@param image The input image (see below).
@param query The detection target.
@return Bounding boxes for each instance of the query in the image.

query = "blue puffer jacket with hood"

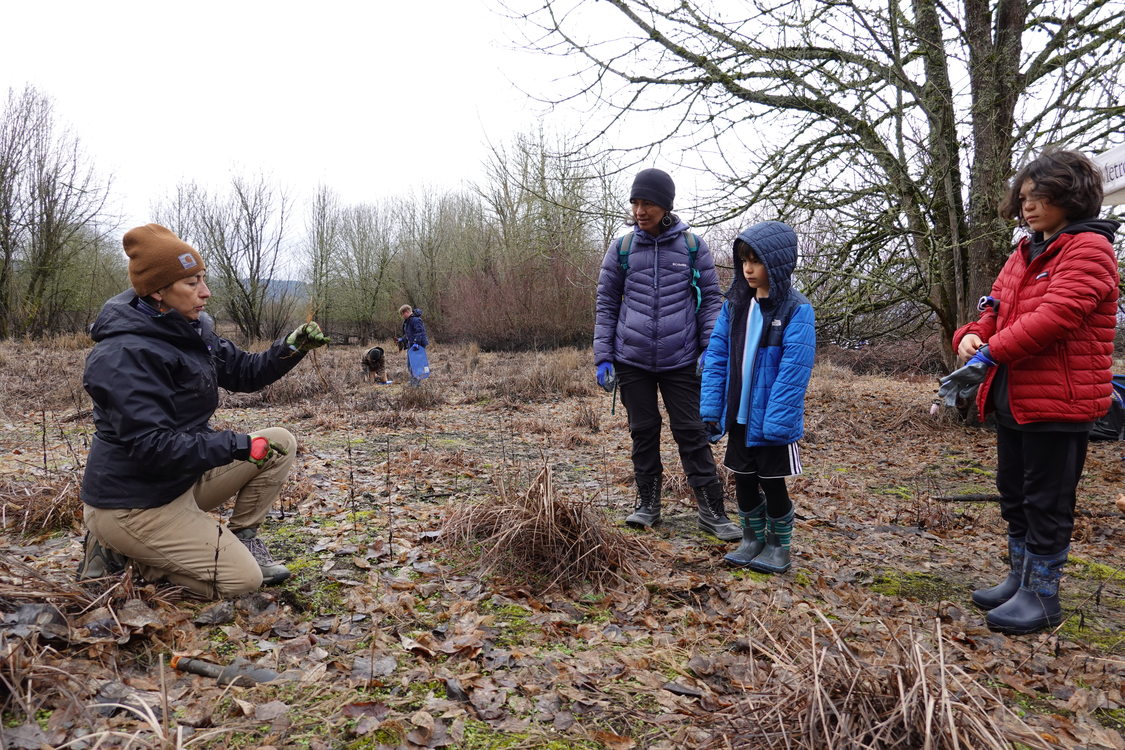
[594,215,721,371]
[700,221,816,446]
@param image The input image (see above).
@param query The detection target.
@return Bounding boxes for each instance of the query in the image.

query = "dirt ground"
[0,340,1122,749]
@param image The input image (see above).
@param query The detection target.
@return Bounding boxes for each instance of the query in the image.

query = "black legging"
[735,473,792,518]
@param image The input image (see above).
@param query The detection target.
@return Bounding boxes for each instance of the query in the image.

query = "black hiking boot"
[76,532,127,581]
[233,528,291,585]
[625,474,662,528]
[694,480,741,541]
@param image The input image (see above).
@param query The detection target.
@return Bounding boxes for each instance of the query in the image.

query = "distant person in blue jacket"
[700,221,816,573]
[397,304,429,385]
[594,168,739,541]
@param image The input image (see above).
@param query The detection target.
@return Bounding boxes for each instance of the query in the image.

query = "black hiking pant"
[995,425,1087,555]
[615,363,719,488]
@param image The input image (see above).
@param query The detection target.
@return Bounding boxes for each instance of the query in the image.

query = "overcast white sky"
[0,0,571,230]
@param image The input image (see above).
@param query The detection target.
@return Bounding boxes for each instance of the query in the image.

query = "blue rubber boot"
[986,547,1066,635]
[971,535,1026,610]
[723,502,766,567]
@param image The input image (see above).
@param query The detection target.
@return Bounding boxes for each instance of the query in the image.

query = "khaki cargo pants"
[84,426,297,599]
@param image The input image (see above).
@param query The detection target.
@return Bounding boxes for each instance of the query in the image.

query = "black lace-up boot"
[694,480,741,541]
[625,474,662,528]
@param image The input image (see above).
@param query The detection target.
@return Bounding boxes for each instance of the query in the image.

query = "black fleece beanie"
[630,168,675,211]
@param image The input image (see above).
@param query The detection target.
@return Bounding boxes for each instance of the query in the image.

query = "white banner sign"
[1092,143,1125,206]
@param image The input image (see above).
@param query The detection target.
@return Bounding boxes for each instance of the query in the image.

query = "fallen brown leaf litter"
[0,342,1122,749]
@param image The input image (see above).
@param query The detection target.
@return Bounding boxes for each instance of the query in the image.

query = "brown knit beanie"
[123,224,205,297]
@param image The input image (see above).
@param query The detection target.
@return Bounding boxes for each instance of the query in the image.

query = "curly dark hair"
[999,149,1103,223]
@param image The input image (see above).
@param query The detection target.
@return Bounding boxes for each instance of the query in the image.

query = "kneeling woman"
[78,224,329,599]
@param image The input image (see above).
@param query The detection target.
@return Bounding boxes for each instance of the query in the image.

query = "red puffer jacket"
[953,225,1119,425]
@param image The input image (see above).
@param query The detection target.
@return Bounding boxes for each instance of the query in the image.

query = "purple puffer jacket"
[594,216,721,372]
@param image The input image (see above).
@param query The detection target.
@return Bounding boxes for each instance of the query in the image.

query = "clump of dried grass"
[365,411,423,429]
[0,343,87,413]
[714,606,1053,749]
[489,348,592,402]
[396,384,446,410]
[0,478,82,537]
[573,401,601,432]
[443,464,649,591]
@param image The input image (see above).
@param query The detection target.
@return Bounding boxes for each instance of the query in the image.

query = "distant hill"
[263,279,307,301]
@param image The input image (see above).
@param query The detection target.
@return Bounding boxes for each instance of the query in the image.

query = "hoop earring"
[660,213,673,228]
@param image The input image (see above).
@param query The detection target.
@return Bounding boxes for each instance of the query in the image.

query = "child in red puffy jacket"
[951,150,1118,635]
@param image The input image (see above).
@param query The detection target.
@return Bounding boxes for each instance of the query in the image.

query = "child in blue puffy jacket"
[700,221,816,573]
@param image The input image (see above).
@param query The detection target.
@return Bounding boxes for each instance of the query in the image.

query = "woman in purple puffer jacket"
[593,168,738,541]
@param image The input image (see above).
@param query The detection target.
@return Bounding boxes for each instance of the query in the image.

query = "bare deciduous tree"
[160,175,295,342]
[460,129,619,347]
[0,86,111,337]
[508,0,1125,357]
[303,185,339,326]
[337,201,398,340]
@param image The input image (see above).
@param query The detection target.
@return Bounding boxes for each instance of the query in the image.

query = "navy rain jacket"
[81,290,305,509]
[402,308,429,348]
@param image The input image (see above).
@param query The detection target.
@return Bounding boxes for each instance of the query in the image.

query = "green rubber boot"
[748,508,794,574]
[723,502,766,567]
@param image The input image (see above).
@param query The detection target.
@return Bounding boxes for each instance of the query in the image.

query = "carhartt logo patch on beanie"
[630,168,675,211]
[123,224,205,297]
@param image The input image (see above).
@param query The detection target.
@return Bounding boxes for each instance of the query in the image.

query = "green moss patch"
[870,569,964,603]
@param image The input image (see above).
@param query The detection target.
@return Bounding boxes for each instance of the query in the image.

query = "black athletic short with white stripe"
[723,422,803,478]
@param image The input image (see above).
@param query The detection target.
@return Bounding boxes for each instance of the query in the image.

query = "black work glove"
[937,346,996,407]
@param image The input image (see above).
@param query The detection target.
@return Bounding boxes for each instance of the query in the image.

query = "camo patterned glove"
[286,321,330,352]
[247,435,288,469]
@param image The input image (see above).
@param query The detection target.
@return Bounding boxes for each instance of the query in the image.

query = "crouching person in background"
[76,223,329,599]
[362,345,390,384]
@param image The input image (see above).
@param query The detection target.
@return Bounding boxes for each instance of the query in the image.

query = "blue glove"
[937,345,996,407]
[703,421,723,444]
[967,347,996,367]
[977,295,1000,313]
[411,344,420,351]
[596,361,616,392]
[696,350,707,377]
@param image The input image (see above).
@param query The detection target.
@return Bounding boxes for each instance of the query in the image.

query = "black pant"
[995,425,1087,555]
[615,363,719,488]
[734,473,792,517]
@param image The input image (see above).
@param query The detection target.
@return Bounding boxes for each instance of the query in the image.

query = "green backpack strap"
[618,231,702,312]
[617,233,633,272]
[685,233,702,313]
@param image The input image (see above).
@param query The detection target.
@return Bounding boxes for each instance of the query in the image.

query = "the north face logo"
[178,253,198,270]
